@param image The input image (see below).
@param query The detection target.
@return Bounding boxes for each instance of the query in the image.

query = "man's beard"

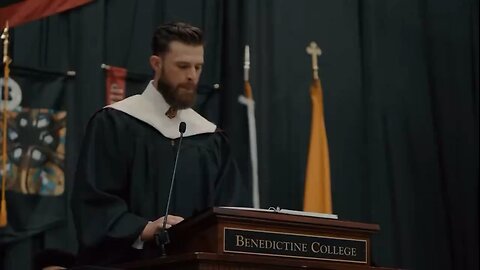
[157,76,197,110]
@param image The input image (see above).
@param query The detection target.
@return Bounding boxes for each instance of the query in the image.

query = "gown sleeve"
[71,109,148,264]
[213,131,253,208]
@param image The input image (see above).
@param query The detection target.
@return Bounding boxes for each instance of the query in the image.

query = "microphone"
[155,121,186,256]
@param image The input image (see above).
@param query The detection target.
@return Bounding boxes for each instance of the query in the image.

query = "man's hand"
[140,215,184,241]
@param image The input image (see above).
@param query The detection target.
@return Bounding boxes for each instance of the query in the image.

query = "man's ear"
[150,55,162,73]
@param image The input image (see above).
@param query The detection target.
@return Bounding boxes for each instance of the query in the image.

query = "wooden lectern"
[119,207,394,270]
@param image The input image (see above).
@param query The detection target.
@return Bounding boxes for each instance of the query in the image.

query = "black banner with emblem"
[0,66,72,244]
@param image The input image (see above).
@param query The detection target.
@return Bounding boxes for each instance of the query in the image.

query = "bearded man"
[71,22,250,266]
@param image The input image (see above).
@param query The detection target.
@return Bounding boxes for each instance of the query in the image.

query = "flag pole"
[1,21,11,227]
[238,45,260,208]
[303,41,332,213]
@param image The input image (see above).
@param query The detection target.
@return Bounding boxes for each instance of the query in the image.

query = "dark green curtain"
[358,1,478,268]
[0,0,477,269]
[223,1,478,269]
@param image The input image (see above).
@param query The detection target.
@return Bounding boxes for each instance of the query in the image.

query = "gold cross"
[306,41,322,79]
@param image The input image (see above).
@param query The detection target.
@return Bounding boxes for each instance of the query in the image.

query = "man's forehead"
[165,41,204,63]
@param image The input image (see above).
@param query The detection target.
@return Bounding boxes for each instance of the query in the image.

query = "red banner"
[0,0,93,27]
[105,66,127,105]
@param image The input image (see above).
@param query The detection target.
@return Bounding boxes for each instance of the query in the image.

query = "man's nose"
[186,67,198,81]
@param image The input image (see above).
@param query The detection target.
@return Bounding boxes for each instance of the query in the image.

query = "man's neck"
[153,79,178,118]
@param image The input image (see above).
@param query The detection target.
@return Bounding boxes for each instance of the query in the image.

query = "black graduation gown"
[71,108,250,265]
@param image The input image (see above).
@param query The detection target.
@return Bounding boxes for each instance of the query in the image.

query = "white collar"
[106,81,217,139]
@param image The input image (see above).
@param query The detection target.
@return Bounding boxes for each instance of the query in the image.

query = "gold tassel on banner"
[1,21,11,227]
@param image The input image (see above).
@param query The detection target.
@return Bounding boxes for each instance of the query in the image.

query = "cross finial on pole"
[1,21,11,65]
[306,41,322,80]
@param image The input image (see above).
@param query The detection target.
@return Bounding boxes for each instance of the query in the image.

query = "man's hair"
[151,22,203,56]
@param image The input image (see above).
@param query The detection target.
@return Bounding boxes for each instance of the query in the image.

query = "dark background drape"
[0,0,477,269]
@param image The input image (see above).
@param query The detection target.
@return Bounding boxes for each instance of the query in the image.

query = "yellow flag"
[303,78,332,213]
